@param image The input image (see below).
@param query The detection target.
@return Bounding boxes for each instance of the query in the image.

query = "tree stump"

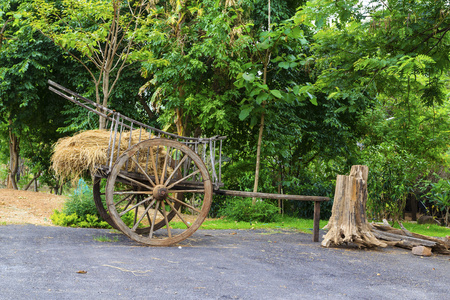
[322,165,387,248]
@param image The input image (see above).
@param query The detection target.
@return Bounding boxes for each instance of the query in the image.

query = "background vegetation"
[1,0,449,226]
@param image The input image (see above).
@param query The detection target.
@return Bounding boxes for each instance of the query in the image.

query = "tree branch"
[425,27,450,55]
[0,18,12,48]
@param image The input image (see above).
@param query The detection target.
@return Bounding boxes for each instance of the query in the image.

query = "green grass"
[200,216,329,234]
[171,216,328,234]
[392,222,450,238]
[93,235,119,242]
[171,216,450,238]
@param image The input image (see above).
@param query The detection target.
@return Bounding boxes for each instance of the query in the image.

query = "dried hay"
[51,130,171,181]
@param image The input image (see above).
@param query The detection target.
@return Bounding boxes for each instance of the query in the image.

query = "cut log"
[371,223,450,255]
[322,165,387,248]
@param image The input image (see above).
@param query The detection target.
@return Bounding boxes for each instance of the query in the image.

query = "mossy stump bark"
[322,165,387,248]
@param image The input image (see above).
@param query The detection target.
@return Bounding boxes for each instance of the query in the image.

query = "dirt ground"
[0,189,65,226]
[0,189,204,226]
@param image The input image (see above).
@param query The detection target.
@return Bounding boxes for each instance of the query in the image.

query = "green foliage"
[2,0,449,225]
[51,210,109,228]
[360,142,428,222]
[294,0,450,223]
[31,0,151,130]
[282,172,334,219]
[219,197,279,223]
[426,177,450,226]
[51,179,139,228]
[51,182,109,228]
[0,167,8,186]
[0,0,72,188]
[62,187,98,218]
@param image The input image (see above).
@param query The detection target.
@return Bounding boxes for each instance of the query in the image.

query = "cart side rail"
[49,80,226,187]
[48,80,226,142]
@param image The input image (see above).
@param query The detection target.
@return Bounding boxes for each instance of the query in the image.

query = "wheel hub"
[153,185,168,200]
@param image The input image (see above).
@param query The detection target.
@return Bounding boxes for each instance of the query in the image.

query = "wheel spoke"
[166,169,201,190]
[133,206,138,226]
[149,200,160,239]
[131,198,156,231]
[119,196,152,217]
[130,156,156,187]
[160,202,172,238]
[144,203,153,228]
[163,154,188,186]
[160,146,171,184]
[117,194,136,212]
[112,193,133,208]
[117,173,154,191]
[168,195,201,213]
[149,146,160,185]
[113,190,152,195]
[168,189,205,193]
[166,199,190,228]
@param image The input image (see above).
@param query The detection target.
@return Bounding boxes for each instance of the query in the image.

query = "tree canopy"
[1,0,449,221]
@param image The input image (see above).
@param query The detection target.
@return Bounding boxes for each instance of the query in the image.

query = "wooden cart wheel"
[105,138,213,246]
[93,176,119,230]
[93,175,182,232]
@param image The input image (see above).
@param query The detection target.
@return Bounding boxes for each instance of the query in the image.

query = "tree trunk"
[100,72,110,130]
[138,95,154,120]
[23,171,41,191]
[252,0,271,204]
[322,165,387,248]
[7,122,19,190]
[34,177,38,192]
[252,109,265,204]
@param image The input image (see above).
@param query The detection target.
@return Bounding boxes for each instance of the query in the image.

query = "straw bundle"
[51,129,171,181]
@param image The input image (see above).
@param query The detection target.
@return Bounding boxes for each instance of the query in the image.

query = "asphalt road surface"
[0,225,448,299]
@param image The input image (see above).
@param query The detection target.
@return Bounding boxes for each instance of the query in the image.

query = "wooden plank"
[214,189,329,243]
[214,189,330,202]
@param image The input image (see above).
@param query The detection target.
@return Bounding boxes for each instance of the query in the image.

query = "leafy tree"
[233,11,315,200]
[297,0,450,135]
[137,0,245,136]
[295,0,450,219]
[138,1,320,200]
[0,0,68,190]
[32,0,151,129]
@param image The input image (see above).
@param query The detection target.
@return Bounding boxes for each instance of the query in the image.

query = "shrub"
[51,210,110,228]
[51,179,110,228]
[51,210,79,227]
[360,142,427,222]
[427,177,450,226]
[282,174,334,220]
[62,192,98,218]
[62,179,98,217]
[219,197,279,223]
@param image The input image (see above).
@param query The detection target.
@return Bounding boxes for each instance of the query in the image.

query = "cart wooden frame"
[49,80,329,246]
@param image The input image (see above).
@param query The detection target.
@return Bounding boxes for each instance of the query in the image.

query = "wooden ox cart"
[49,80,329,246]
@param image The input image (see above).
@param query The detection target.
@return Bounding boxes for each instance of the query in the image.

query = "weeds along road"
[0,225,448,300]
